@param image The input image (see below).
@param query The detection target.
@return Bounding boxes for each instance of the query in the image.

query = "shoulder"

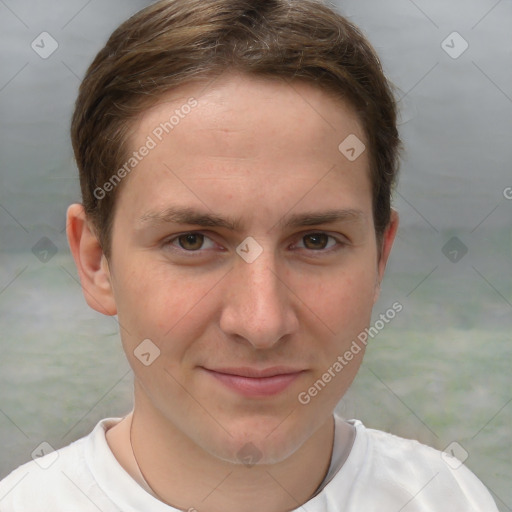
[328,416,499,511]
[357,421,498,510]
[0,419,122,512]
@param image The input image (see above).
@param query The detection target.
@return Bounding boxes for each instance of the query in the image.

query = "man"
[0,0,498,510]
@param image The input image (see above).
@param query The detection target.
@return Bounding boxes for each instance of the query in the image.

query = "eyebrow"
[137,206,366,232]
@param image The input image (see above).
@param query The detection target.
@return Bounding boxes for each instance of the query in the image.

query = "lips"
[201,366,305,397]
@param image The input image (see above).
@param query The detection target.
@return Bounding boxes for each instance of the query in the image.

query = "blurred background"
[0,0,510,509]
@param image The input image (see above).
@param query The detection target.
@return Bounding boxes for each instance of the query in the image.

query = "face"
[101,71,396,464]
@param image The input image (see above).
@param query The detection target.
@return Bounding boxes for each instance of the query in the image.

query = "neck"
[107,393,348,512]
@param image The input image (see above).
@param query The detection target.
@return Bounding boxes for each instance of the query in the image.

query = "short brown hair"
[71,0,401,258]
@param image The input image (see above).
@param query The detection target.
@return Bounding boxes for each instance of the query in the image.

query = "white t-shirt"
[0,414,498,511]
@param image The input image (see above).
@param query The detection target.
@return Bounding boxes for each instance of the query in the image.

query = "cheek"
[112,261,218,349]
[292,260,377,335]
[293,264,376,407]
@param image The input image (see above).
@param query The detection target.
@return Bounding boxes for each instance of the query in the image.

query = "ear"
[66,203,117,316]
[373,208,399,304]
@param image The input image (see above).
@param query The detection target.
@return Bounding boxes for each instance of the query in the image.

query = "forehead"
[116,71,372,226]
[133,72,366,160]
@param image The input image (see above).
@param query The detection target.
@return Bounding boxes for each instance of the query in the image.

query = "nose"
[219,246,299,350]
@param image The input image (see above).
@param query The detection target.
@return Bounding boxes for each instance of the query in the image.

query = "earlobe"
[66,204,117,316]
[373,209,399,304]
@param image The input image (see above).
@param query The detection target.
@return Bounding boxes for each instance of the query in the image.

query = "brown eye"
[177,233,205,251]
[163,232,217,255]
[303,233,330,250]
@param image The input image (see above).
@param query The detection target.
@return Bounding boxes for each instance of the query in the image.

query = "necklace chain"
[129,415,163,500]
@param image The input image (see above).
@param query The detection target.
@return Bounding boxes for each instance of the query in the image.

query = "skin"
[67,70,398,512]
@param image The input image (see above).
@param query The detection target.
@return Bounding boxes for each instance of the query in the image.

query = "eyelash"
[162,231,347,257]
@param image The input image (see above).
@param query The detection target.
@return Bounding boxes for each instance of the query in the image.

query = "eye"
[295,232,342,252]
[164,232,216,252]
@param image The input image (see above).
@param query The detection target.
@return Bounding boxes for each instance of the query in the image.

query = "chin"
[200,411,319,466]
